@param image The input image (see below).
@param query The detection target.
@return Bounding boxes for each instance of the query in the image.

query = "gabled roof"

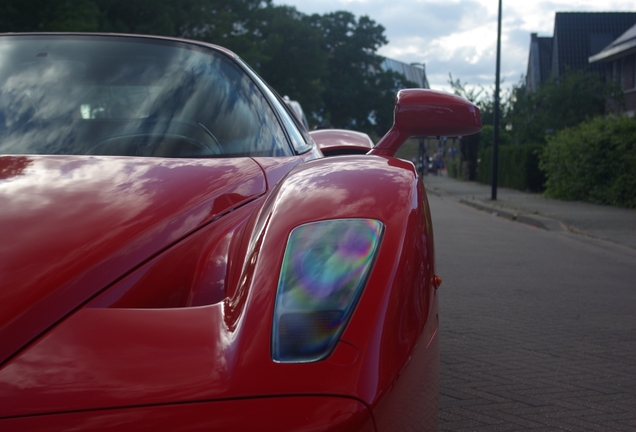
[589,23,636,63]
[526,33,553,91]
[538,37,554,81]
[551,12,636,77]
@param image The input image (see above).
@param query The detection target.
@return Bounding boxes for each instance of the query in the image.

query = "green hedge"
[477,144,545,192]
[540,116,636,208]
[447,160,461,179]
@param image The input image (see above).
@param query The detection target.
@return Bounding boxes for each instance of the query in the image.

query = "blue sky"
[274,0,636,93]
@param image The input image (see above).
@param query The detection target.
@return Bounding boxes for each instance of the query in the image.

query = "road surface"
[429,193,636,431]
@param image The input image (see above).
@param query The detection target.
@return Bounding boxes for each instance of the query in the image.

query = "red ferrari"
[0,34,480,431]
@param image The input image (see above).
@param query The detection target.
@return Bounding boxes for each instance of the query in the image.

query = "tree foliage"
[449,69,623,186]
[0,0,99,32]
[449,69,621,147]
[244,6,327,119]
[448,73,505,127]
[507,69,622,145]
[1,0,415,133]
[450,67,633,208]
[448,73,506,180]
[310,11,416,132]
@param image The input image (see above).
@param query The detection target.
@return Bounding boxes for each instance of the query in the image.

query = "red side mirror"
[369,89,481,157]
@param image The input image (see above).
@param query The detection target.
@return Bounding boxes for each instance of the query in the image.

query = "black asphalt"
[425,176,636,431]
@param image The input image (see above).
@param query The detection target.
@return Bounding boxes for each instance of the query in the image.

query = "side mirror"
[368,89,481,157]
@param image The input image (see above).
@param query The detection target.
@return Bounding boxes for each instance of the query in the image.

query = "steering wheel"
[87,119,222,157]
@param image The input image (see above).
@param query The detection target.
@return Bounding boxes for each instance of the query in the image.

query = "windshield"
[0,35,292,158]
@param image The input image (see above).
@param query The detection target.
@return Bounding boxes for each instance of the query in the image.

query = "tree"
[0,0,99,32]
[312,11,415,134]
[92,0,269,41]
[247,6,327,122]
[448,73,497,123]
[448,74,503,180]
[507,69,623,145]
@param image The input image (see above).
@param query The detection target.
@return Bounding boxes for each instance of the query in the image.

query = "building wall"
[526,34,554,92]
[620,54,636,115]
[604,54,636,116]
[381,58,429,89]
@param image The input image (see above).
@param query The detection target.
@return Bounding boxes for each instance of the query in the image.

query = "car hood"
[0,155,266,364]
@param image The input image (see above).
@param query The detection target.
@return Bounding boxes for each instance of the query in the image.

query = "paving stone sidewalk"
[424,176,636,431]
[423,175,636,250]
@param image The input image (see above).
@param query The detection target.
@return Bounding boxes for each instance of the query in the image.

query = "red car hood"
[0,155,265,364]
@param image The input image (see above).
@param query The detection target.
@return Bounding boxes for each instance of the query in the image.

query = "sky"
[273,0,636,94]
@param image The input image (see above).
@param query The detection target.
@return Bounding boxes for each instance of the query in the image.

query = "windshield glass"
[0,35,292,158]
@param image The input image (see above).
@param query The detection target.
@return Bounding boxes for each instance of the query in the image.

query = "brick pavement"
[423,175,636,251]
[425,181,636,431]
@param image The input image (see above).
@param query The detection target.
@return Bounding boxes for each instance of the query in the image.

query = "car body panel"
[0,396,375,432]
[0,157,437,426]
[251,156,303,188]
[309,129,374,156]
[0,155,265,366]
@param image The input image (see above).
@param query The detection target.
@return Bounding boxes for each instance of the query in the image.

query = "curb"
[425,188,443,197]
[458,199,564,232]
[423,181,567,233]
[424,179,636,250]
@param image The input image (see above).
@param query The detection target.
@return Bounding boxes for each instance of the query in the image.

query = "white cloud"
[275,0,636,90]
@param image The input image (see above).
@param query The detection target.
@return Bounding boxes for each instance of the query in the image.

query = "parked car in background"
[0,33,480,431]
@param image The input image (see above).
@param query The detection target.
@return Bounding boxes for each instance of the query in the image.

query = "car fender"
[237,154,439,414]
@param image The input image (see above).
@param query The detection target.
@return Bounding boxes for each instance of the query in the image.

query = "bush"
[477,144,545,192]
[447,160,461,179]
[540,116,636,208]
[479,124,511,149]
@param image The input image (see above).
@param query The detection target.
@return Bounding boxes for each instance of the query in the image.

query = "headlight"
[272,219,383,363]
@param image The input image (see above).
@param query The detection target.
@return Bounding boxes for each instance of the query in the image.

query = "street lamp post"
[492,0,502,200]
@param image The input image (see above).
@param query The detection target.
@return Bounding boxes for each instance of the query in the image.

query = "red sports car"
[0,33,480,431]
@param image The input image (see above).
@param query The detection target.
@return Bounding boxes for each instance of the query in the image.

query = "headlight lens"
[272,219,383,363]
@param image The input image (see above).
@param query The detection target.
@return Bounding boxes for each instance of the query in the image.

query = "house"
[381,58,429,88]
[526,33,553,92]
[589,23,636,116]
[526,12,636,91]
